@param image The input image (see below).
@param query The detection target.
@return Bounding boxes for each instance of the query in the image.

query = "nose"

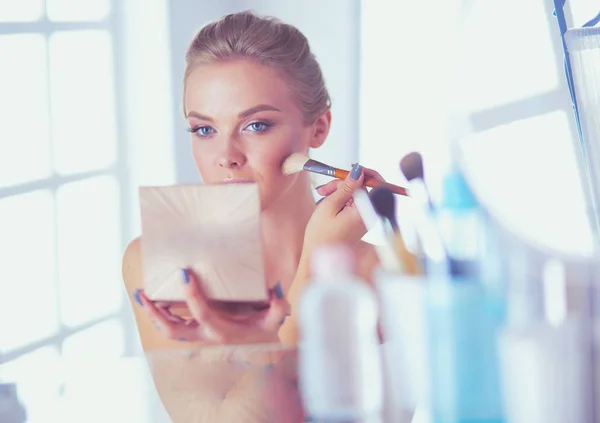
[218,138,246,169]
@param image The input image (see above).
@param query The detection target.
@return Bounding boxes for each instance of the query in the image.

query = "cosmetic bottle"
[425,166,505,423]
[298,244,383,423]
[497,257,593,423]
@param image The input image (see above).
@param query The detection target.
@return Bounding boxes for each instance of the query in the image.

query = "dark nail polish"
[315,184,325,190]
[181,268,190,284]
[350,163,362,180]
[273,282,284,299]
[133,289,143,306]
[316,197,324,206]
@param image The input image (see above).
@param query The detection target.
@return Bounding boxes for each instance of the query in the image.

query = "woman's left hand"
[136,269,291,345]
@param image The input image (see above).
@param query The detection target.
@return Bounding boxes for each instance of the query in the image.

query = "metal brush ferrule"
[303,159,336,177]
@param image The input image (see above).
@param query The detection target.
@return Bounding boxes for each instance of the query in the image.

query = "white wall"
[165,0,361,186]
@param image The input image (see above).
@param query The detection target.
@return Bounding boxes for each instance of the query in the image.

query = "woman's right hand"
[302,163,385,257]
[133,268,290,345]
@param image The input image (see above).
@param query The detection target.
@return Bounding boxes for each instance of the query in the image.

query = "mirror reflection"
[2,1,599,423]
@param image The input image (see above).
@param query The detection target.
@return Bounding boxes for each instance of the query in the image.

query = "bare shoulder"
[122,236,143,291]
[122,236,169,351]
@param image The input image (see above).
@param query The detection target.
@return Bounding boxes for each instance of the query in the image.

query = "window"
[0,1,136,420]
[360,0,594,256]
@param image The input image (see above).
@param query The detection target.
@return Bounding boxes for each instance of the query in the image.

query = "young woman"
[122,10,382,350]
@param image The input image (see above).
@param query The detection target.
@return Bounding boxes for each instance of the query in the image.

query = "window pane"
[56,176,122,327]
[0,191,59,353]
[0,0,44,22]
[459,111,594,255]
[46,0,111,22]
[49,31,117,175]
[62,319,124,359]
[459,0,560,111]
[0,34,52,188]
[0,347,62,423]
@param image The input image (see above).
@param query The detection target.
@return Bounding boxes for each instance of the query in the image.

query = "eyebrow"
[186,104,282,121]
[238,104,281,118]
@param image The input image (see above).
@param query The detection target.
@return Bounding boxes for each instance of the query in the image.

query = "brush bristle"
[400,152,424,182]
[281,152,310,175]
[369,186,398,232]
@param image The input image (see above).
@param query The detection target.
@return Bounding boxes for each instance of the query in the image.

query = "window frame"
[0,0,138,364]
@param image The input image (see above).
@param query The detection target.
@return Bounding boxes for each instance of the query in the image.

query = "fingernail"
[350,163,362,180]
[315,184,325,190]
[316,197,324,206]
[273,282,284,299]
[133,289,143,306]
[279,318,286,325]
[178,337,187,342]
[181,268,190,284]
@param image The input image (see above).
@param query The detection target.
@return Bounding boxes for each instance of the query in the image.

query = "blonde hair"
[183,10,331,124]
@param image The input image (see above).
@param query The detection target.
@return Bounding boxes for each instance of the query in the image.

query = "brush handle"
[333,169,408,196]
[392,233,422,275]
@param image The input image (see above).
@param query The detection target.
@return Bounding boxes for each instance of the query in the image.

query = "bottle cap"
[311,244,355,281]
[441,166,478,210]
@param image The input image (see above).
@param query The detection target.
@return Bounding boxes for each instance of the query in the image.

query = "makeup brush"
[399,151,433,210]
[282,153,408,196]
[369,186,422,275]
[353,189,402,272]
[399,152,450,268]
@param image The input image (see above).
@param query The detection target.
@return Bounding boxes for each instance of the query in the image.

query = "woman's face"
[184,60,329,209]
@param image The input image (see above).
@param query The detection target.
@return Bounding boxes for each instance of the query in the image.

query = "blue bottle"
[425,166,505,423]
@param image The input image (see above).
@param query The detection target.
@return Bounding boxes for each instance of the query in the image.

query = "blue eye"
[246,121,272,132]
[187,125,215,137]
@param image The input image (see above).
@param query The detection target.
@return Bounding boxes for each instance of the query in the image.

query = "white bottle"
[298,244,383,423]
[497,258,593,423]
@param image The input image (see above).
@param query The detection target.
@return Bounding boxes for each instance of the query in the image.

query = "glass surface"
[0,345,305,423]
[56,175,122,327]
[0,34,52,188]
[0,190,58,353]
